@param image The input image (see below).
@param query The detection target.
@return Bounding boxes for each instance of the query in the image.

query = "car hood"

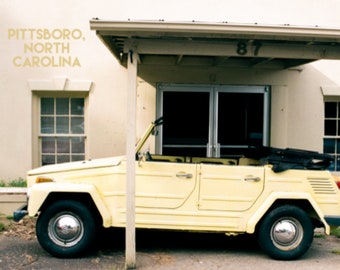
[28,156,124,176]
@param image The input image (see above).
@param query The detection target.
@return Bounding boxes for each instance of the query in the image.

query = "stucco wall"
[1,0,340,179]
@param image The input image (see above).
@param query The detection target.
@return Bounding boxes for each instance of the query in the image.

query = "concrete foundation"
[0,188,27,216]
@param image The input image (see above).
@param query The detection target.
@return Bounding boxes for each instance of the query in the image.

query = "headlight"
[35,176,54,183]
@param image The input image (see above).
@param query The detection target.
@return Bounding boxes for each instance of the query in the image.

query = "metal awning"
[90,19,340,70]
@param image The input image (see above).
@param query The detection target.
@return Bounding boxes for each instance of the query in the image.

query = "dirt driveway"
[0,218,339,270]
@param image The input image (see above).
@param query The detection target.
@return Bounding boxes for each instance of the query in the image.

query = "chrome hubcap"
[48,213,84,247]
[271,218,303,250]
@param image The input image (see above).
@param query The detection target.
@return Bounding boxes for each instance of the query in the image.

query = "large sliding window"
[40,97,85,165]
[157,84,270,157]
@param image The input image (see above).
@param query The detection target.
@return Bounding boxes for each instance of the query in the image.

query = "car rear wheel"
[36,200,97,258]
[257,205,314,260]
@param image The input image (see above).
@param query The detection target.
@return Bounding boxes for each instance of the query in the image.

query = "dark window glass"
[72,155,85,162]
[71,98,84,115]
[325,120,336,136]
[57,137,70,154]
[41,117,54,134]
[42,155,55,165]
[163,91,210,147]
[71,117,84,134]
[57,155,70,164]
[325,102,337,118]
[41,98,54,115]
[218,93,263,146]
[56,98,69,115]
[71,137,85,153]
[56,116,69,133]
[42,137,55,153]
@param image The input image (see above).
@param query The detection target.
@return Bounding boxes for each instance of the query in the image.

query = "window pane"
[71,117,84,134]
[42,137,55,153]
[56,117,69,133]
[163,91,210,145]
[218,93,263,146]
[41,98,54,115]
[336,139,340,154]
[56,98,69,115]
[325,102,337,118]
[325,120,336,135]
[41,116,54,134]
[71,98,84,115]
[42,155,55,165]
[72,137,85,153]
[72,155,85,162]
[57,137,70,153]
[324,138,335,153]
[57,155,70,164]
[336,156,340,171]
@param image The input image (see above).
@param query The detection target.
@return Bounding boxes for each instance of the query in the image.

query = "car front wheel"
[36,200,97,258]
[258,205,314,260]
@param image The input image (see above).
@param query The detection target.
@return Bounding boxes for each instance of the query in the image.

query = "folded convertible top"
[248,147,333,173]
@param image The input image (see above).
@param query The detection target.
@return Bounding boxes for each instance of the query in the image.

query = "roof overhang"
[90,19,340,70]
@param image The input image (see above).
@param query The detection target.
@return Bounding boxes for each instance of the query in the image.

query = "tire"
[257,205,314,260]
[36,200,97,258]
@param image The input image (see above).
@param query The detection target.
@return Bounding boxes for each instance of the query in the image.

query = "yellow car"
[14,118,340,260]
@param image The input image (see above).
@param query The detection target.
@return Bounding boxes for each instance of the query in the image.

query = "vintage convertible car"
[14,117,340,260]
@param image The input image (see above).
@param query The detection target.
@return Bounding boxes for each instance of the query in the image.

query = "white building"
[1,0,340,180]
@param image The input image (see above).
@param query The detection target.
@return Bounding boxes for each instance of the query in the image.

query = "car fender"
[28,182,112,227]
[246,191,330,234]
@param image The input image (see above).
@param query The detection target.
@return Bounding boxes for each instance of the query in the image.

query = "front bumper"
[13,204,28,222]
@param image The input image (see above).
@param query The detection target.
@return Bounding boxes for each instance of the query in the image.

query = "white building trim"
[28,77,92,92]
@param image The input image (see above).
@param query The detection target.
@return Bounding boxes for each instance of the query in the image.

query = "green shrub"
[331,227,340,238]
[0,178,26,187]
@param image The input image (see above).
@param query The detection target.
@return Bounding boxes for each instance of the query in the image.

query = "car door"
[135,160,197,209]
[198,163,264,211]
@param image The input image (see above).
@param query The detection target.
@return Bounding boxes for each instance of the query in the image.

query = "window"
[157,84,270,157]
[324,101,340,171]
[40,97,85,165]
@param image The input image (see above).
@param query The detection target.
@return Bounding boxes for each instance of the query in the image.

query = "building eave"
[90,19,340,70]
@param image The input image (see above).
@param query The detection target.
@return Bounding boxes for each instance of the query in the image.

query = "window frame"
[39,97,86,165]
[324,100,340,171]
[156,83,270,157]
[32,91,88,167]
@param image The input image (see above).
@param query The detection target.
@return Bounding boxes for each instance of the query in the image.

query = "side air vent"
[308,178,337,194]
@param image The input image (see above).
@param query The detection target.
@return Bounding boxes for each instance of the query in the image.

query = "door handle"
[244,176,261,182]
[176,173,193,179]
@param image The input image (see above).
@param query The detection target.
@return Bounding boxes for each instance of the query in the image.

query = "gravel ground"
[0,217,339,270]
